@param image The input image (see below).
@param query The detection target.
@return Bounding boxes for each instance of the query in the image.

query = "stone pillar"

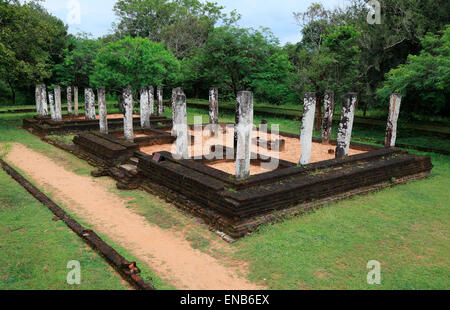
[98,87,108,134]
[171,87,183,120]
[209,88,219,134]
[48,91,56,121]
[35,85,41,114]
[84,88,96,120]
[67,86,72,115]
[172,90,189,159]
[234,93,240,150]
[157,86,163,116]
[385,93,402,148]
[123,86,134,141]
[74,86,79,116]
[148,86,155,117]
[235,91,254,180]
[140,87,150,128]
[336,93,358,160]
[322,90,335,144]
[54,85,62,121]
[300,92,317,165]
[40,84,48,117]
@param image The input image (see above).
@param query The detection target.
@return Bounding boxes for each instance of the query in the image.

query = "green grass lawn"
[0,114,171,290]
[234,152,450,290]
[0,167,131,290]
[181,107,450,290]
[1,107,449,290]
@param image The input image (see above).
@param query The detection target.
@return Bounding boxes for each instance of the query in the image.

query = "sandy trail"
[5,143,261,290]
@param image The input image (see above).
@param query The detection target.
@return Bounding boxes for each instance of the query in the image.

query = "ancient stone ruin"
[26,83,432,239]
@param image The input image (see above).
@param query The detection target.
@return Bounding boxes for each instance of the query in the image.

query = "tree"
[113,0,239,59]
[0,0,68,104]
[54,33,101,88]
[293,3,335,130]
[341,0,450,114]
[90,36,180,93]
[378,26,450,117]
[183,26,293,104]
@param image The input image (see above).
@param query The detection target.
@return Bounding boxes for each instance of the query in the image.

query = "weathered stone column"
[336,93,358,160]
[74,86,79,116]
[54,85,62,121]
[84,88,96,120]
[40,84,48,117]
[235,91,254,180]
[98,87,108,134]
[123,86,134,141]
[35,85,41,114]
[157,86,163,116]
[209,88,219,134]
[140,87,150,129]
[148,86,155,117]
[322,90,335,144]
[385,93,402,148]
[67,86,73,115]
[172,90,189,159]
[48,91,56,121]
[171,87,183,120]
[300,92,317,165]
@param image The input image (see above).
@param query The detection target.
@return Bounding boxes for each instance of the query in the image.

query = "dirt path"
[5,143,261,290]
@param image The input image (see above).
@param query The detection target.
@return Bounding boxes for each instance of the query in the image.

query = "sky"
[41,0,350,45]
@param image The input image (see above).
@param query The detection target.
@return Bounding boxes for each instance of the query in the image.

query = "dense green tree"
[183,26,293,104]
[54,33,102,88]
[90,36,180,93]
[378,26,450,116]
[341,0,450,114]
[113,0,239,59]
[0,0,68,104]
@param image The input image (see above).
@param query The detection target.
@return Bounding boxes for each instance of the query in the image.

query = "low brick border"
[0,159,155,290]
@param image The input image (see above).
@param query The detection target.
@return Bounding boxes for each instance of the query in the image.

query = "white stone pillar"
[385,93,402,148]
[98,87,108,134]
[148,86,155,117]
[209,88,219,134]
[300,92,317,165]
[336,93,358,160]
[40,84,48,117]
[48,91,56,121]
[35,85,41,114]
[235,91,254,180]
[84,88,96,120]
[172,90,189,159]
[123,86,134,141]
[171,87,183,121]
[67,86,72,115]
[322,90,335,144]
[74,86,79,116]
[54,85,62,121]
[140,87,150,129]
[157,86,163,116]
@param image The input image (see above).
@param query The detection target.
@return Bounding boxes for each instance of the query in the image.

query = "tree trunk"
[7,81,16,105]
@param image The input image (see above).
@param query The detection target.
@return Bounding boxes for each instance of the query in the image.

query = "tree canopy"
[90,36,180,92]
[0,0,67,104]
[378,26,450,116]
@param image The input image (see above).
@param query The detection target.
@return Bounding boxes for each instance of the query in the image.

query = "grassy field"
[184,107,450,290]
[0,106,449,290]
[0,115,172,290]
